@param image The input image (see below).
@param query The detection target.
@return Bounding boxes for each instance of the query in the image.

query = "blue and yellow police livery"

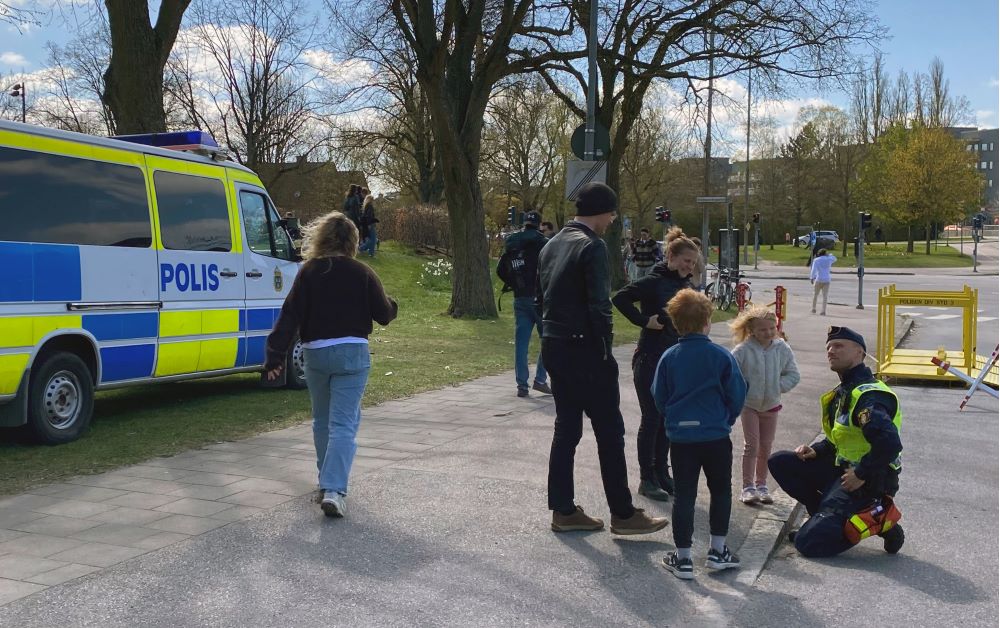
[0,121,302,444]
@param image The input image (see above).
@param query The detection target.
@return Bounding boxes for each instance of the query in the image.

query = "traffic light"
[860,212,872,230]
[507,206,516,226]
[654,206,665,222]
[664,209,671,223]
[752,212,760,224]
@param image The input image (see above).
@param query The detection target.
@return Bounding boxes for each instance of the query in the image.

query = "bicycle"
[710,267,752,311]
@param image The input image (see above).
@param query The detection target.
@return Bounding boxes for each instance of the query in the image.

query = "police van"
[0,121,305,444]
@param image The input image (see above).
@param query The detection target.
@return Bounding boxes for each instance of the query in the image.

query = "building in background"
[255,158,367,224]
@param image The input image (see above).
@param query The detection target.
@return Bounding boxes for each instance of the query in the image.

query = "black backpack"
[496,241,537,311]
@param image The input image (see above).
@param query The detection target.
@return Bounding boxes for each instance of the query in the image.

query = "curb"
[735,311,916,585]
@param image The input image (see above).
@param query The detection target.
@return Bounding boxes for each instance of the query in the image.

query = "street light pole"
[743,69,751,264]
[584,0,598,161]
[856,212,865,310]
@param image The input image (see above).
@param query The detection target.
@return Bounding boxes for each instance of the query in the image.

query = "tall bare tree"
[537,0,881,285]
[388,0,575,317]
[179,0,320,173]
[103,0,191,133]
[481,77,573,217]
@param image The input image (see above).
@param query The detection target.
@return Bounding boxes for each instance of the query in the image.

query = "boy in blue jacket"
[653,288,747,580]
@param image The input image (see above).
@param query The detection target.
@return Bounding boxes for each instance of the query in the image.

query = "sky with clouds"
[1,0,997,150]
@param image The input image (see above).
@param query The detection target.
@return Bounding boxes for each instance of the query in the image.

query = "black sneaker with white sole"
[706,546,740,570]
[661,552,694,580]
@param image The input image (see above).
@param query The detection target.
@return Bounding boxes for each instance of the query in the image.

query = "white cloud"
[302,49,372,85]
[0,51,29,67]
[988,78,999,88]
[976,109,997,128]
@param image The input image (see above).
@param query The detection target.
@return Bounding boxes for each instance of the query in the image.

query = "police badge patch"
[856,408,872,426]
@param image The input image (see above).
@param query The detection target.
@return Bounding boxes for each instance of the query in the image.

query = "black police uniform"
[769,362,903,557]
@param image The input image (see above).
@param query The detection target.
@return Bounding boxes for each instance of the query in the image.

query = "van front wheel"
[286,340,308,389]
[27,352,95,444]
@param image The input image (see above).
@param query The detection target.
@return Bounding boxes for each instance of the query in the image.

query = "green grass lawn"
[757,242,973,268]
[0,242,731,495]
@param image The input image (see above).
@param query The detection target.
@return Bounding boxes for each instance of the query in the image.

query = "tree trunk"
[906,224,914,253]
[103,0,190,134]
[925,221,932,255]
[424,86,496,318]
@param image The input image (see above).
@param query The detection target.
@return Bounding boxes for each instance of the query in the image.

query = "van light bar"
[113,130,221,153]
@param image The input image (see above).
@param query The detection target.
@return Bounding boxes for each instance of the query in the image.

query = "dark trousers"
[632,351,670,481]
[543,338,635,519]
[769,450,889,557]
[670,437,733,549]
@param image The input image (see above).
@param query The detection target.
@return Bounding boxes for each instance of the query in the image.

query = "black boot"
[881,524,904,554]
[656,468,675,496]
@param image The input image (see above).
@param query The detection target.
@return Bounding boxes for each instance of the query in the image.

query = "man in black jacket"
[536,181,669,536]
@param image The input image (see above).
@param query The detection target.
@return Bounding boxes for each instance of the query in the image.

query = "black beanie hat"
[826,326,866,352]
[575,182,618,216]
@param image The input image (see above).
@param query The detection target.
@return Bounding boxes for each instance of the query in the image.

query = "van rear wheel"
[27,352,95,444]
[286,340,308,389]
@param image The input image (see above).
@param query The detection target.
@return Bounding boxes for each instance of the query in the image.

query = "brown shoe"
[551,506,605,532]
[610,508,669,535]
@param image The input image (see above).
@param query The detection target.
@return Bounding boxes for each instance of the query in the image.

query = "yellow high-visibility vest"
[820,381,902,471]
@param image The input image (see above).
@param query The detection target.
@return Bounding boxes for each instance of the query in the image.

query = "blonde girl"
[729,307,800,504]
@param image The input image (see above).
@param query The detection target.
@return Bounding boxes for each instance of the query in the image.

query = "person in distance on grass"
[768,327,904,557]
[536,181,669,536]
[265,211,398,519]
[497,210,550,398]
[653,289,746,580]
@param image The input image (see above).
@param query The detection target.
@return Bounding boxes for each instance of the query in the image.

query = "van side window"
[154,171,232,252]
[0,145,151,247]
[240,190,293,260]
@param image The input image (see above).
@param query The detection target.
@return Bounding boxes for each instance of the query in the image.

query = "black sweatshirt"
[265,256,397,370]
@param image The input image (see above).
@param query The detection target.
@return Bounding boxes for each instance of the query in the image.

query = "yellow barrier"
[876,284,998,388]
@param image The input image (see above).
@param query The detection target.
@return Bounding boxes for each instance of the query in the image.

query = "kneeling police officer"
[769,326,904,557]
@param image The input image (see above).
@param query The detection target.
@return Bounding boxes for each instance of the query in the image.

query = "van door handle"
[220,270,238,278]
[245,270,263,278]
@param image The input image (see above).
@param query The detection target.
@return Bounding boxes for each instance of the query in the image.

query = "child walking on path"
[729,307,800,506]
[653,289,747,580]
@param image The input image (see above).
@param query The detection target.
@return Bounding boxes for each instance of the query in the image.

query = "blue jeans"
[361,226,377,257]
[513,297,546,390]
[304,343,371,495]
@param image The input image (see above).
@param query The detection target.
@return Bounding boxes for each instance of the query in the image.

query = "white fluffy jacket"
[731,338,800,412]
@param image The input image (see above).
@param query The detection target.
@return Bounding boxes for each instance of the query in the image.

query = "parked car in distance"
[796,230,839,246]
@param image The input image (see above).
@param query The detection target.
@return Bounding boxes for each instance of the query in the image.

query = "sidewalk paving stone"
[145,515,229,536]
[102,493,180,511]
[209,505,265,522]
[85,507,171,527]
[217,491,293,510]
[46,543,148,568]
[68,523,164,547]
[114,479,188,495]
[173,472,245,487]
[165,484,243,501]
[0,555,71,580]
[23,564,100,587]
[0,534,86,558]
[31,499,117,520]
[153,498,235,517]
[45,486,127,503]
[0,579,47,605]
[9,516,102,538]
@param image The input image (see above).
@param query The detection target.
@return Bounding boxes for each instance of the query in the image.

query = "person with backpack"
[498,211,551,398]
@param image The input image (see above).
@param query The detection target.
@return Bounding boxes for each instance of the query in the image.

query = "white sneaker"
[321,492,346,518]
[756,486,773,504]
[740,487,759,504]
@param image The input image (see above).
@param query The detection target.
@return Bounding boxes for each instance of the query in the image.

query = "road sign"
[564,160,607,201]
[571,123,610,160]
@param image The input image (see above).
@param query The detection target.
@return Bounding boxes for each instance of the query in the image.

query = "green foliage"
[758,242,972,267]
[854,124,982,251]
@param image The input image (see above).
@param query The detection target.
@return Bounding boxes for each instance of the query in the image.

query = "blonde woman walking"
[266,211,397,518]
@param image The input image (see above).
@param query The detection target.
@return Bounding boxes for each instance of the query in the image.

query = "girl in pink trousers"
[729,308,800,504]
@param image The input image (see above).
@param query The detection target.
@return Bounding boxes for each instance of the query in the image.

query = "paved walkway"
[0,275,920,624]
